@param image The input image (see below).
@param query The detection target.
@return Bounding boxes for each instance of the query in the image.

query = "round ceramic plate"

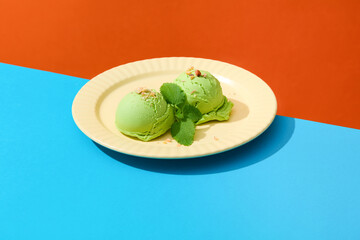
[72,57,277,159]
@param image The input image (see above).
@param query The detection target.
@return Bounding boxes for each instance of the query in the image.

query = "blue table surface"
[0,63,359,240]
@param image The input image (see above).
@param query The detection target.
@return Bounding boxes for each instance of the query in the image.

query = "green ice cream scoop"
[115,88,174,141]
[174,69,233,124]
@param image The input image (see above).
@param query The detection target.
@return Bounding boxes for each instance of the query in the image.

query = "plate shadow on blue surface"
[94,115,295,175]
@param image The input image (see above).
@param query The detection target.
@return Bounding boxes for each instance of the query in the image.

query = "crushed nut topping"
[135,87,157,99]
[186,66,195,75]
[135,87,145,94]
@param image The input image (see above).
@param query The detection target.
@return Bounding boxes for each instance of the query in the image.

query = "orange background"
[1,0,359,129]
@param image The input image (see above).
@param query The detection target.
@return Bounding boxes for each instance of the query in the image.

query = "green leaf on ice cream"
[160,82,203,146]
[160,83,186,106]
[182,104,202,123]
[171,118,196,146]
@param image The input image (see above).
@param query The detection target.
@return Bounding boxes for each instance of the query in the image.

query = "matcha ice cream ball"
[174,68,233,124]
[115,88,174,141]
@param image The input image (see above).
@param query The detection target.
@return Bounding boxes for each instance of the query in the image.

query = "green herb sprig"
[160,83,202,146]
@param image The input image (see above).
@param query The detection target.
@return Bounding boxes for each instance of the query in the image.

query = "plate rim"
[72,57,277,159]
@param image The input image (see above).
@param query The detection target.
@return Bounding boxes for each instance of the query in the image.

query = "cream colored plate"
[72,57,277,159]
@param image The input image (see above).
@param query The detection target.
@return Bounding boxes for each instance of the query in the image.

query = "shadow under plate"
[94,115,295,175]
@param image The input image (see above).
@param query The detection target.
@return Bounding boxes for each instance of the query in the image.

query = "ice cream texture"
[174,69,233,124]
[115,88,174,141]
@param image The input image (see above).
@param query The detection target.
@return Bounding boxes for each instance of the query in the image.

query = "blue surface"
[1,63,360,239]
